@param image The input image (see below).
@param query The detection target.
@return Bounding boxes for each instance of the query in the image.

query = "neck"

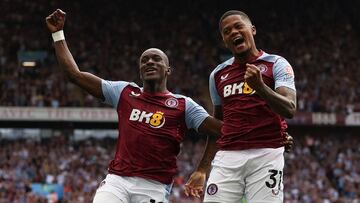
[143,80,168,94]
[234,47,260,64]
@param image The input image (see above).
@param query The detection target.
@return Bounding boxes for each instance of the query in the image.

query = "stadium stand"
[1,0,359,112]
[1,129,360,202]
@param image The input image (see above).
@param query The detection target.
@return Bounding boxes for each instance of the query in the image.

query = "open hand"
[184,171,206,198]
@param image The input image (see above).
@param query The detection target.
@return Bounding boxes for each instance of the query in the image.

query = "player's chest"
[119,92,185,129]
[215,63,274,98]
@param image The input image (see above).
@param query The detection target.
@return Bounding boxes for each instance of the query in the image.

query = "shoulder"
[126,82,141,90]
[170,93,198,106]
[258,51,289,65]
[116,81,141,92]
[170,93,189,101]
[210,57,235,77]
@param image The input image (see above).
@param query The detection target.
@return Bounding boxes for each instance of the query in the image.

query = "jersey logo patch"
[129,91,141,97]
[207,183,218,195]
[165,98,178,108]
[257,64,268,73]
[285,66,294,76]
[220,73,229,81]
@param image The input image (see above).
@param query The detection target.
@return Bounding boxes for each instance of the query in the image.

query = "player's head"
[139,48,171,83]
[219,10,257,57]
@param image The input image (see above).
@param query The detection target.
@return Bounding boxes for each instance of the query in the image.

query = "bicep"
[198,116,223,137]
[74,71,104,100]
[213,105,223,120]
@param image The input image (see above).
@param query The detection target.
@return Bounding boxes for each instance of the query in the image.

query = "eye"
[223,28,230,35]
[141,56,149,63]
[154,56,162,62]
[235,24,241,29]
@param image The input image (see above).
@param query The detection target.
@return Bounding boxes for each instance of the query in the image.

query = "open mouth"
[145,67,157,73]
[233,37,245,46]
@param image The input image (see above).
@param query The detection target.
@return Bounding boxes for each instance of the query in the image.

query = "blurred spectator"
[0,0,359,113]
[1,131,360,202]
[1,0,360,201]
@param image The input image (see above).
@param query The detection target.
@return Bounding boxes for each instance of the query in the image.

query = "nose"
[229,28,238,37]
[145,59,155,67]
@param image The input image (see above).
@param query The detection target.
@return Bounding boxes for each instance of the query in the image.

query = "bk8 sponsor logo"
[223,81,255,97]
[129,109,165,128]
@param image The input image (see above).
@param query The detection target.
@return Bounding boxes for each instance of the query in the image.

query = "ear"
[222,35,228,48]
[167,67,172,76]
[252,25,256,36]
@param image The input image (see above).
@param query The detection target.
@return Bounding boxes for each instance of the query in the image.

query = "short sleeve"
[273,58,296,91]
[185,97,209,132]
[101,80,129,108]
[209,71,222,105]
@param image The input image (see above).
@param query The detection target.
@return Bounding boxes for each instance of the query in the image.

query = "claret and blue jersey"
[101,80,209,184]
[209,50,296,150]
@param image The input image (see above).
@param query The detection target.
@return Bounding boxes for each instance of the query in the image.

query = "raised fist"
[45,9,66,33]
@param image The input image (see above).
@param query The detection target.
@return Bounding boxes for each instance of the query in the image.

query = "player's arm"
[197,105,222,173]
[245,63,296,118]
[45,9,104,100]
[185,105,222,198]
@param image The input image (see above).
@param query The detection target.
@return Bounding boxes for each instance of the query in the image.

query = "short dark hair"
[219,10,252,33]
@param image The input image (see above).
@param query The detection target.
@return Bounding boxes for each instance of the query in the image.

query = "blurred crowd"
[1,0,360,113]
[0,131,359,203]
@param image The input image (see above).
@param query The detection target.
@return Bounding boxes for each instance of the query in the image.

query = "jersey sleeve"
[209,71,222,105]
[273,58,296,91]
[101,80,129,108]
[184,97,209,132]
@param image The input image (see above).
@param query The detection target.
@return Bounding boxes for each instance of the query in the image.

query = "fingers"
[191,188,203,198]
[54,9,66,20]
[185,185,203,198]
[284,132,294,153]
[45,16,54,24]
[46,9,66,24]
[244,63,259,80]
[184,185,190,196]
[284,142,293,153]
[184,171,206,198]
[56,8,66,16]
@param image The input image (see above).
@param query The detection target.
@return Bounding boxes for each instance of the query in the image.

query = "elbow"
[284,110,295,119]
[65,70,81,83]
[283,102,296,119]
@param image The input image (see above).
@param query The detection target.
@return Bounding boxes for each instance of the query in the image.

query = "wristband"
[52,30,65,42]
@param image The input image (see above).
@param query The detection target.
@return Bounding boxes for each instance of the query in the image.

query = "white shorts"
[94,174,172,203]
[204,147,284,203]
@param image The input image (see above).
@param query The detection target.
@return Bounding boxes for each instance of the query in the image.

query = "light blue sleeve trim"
[185,97,209,132]
[209,71,222,105]
[101,80,129,108]
[208,59,233,105]
[273,58,296,91]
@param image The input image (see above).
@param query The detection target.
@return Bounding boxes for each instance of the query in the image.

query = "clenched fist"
[45,9,66,33]
[244,63,265,91]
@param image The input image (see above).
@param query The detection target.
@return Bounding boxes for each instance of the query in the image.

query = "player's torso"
[110,85,187,183]
[214,56,285,150]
